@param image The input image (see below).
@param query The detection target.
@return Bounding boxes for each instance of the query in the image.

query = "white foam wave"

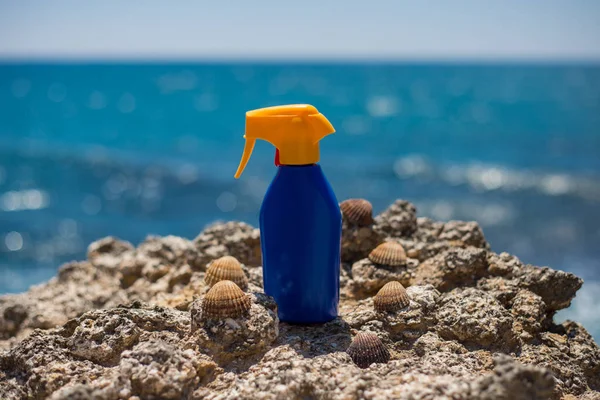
[394,154,600,202]
[0,189,50,211]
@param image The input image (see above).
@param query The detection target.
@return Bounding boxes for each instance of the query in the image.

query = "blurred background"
[0,1,599,338]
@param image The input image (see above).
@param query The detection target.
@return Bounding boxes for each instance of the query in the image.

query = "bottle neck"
[279,163,317,168]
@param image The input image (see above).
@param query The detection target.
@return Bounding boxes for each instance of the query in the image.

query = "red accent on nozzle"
[274,149,281,166]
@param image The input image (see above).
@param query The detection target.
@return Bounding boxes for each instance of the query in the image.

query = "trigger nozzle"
[234,138,256,179]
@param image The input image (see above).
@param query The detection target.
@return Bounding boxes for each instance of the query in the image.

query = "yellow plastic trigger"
[234,104,335,179]
[307,113,335,143]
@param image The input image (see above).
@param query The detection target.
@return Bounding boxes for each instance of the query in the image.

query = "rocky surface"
[189,292,279,364]
[1,199,599,400]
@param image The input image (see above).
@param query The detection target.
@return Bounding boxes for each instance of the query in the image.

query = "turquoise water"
[0,63,599,337]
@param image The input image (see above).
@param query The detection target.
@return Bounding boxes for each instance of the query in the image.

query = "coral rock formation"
[0,198,597,400]
[193,221,261,267]
[189,292,279,363]
[348,258,419,298]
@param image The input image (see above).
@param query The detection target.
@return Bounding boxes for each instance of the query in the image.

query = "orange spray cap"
[234,104,335,179]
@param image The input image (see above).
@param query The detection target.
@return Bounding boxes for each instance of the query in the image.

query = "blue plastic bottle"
[234,104,342,323]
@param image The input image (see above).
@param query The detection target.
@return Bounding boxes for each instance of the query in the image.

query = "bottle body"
[259,164,342,323]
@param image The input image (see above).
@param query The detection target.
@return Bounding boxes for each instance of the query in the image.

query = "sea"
[0,62,599,338]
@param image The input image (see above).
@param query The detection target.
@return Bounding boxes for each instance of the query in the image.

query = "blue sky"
[0,0,599,60]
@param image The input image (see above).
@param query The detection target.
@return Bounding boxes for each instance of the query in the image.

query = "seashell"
[205,256,248,290]
[368,241,407,266]
[374,281,410,312]
[346,332,390,368]
[340,199,374,226]
[201,280,251,319]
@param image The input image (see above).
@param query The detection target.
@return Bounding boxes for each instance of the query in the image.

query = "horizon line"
[2,54,600,65]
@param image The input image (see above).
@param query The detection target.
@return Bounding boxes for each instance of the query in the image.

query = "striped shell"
[346,332,390,368]
[205,256,248,290]
[200,280,251,319]
[374,281,410,312]
[368,241,407,266]
[340,199,374,226]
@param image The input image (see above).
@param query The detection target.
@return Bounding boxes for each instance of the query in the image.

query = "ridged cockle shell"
[205,256,248,290]
[368,241,407,266]
[346,332,390,368]
[374,281,410,312]
[200,280,251,319]
[340,198,374,226]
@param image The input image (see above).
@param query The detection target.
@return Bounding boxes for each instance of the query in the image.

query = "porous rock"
[0,331,104,399]
[397,217,489,261]
[514,265,583,311]
[48,340,219,400]
[381,284,441,340]
[194,221,261,267]
[137,235,205,271]
[487,251,524,276]
[438,220,489,249]
[195,348,555,400]
[412,331,468,356]
[60,302,191,363]
[511,289,548,338]
[343,284,441,343]
[473,354,555,400]
[152,269,205,311]
[516,320,600,397]
[67,312,141,365]
[518,337,588,396]
[374,199,418,237]
[435,288,517,350]
[120,340,217,399]
[560,321,600,390]
[477,275,522,307]
[342,284,440,344]
[341,223,385,263]
[87,236,134,270]
[188,292,279,364]
[0,198,598,400]
[339,297,379,330]
[348,258,418,299]
[413,247,489,291]
[278,317,353,358]
[0,261,127,347]
[484,251,583,312]
[242,263,264,288]
[397,217,447,260]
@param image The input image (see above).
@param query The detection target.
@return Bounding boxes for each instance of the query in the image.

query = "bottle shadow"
[215,317,353,375]
[276,316,353,358]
